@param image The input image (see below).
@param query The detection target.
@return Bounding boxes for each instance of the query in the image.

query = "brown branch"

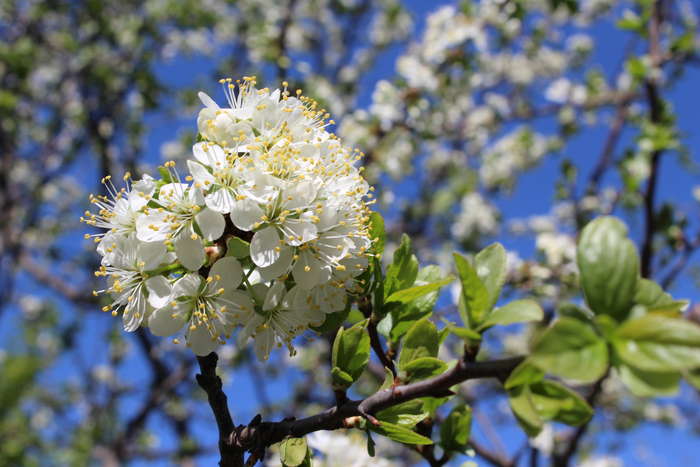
[196,353,244,467]
[199,352,523,464]
[367,319,397,376]
[469,439,515,467]
[640,0,666,278]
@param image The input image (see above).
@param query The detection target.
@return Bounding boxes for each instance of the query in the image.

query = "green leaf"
[421,396,451,417]
[635,278,673,308]
[369,212,386,255]
[557,303,594,322]
[474,243,507,312]
[577,216,640,321]
[508,380,593,437]
[440,405,472,453]
[385,277,454,304]
[399,318,439,370]
[443,321,482,341]
[279,437,308,467]
[504,362,545,390]
[331,367,354,388]
[369,420,433,445]
[612,314,700,372]
[226,236,250,258]
[402,357,448,382]
[389,265,444,341]
[331,320,370,387]
[372,255,385,316]
[453,253,490,328]
[617,364,680,397]
[377,400,428,427]
[478,299,543,331]
[508,386,543,437]
[385,234,419,297]
[378,366,395,391]
[685,368,700,390]
[366,430,376,457]
[528,380,594,426]
[529,317,608,383]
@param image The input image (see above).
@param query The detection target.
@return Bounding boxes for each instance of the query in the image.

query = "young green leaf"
[453,252,490,328]
[440,405,472,453]
[369,420,433,445]
[385,234,419,297]
[279,437,308,467]
[474,243,507,311]
[401,357,448,382]
[577,216,640,321]
[529,317,608,383]
[389,265,444,341]
[504,362,545,390]
[617,364,680,397]
[557,303,594,322]
[377,400,428,427]
[612,314,700,372]
[477,299,543,331]
[369,212,386,255]
[398,318,439,370]
[528,380,594,426]
[508,385,543,437]
[385,277,454,305]
[331,320,371,387]
[508,380,593,437]
[331,367,354,389]
[442,320,482,341]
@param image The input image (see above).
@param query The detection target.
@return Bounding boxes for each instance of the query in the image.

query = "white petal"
[283,181,318,209]
[258,245,293,281]
[148,304,187,337]
[135,212,170,242]
[137,241,168,271]
[263,281,286,311]
[292,252,331,289]
[198,91,220,109]
[172,273,202,298]
[188,324,219,356]
[188,186,205,206]
[145,275,171,309]
[123,288,147,332]
[279,218,317,246]
[238,313,264,346]
[158,183,189,204]
[250,226,281,268]
[230,199,264,231]
[193,142,226,167]
[187,160,216,185]
[254,327,275,361]
[205,188,237,214]
[195,208,225,241]
[175,234,205,271]
[210,257,243,289]
[220,290,255,325]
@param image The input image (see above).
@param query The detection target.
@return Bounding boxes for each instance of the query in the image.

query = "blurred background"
[1,0,699,465]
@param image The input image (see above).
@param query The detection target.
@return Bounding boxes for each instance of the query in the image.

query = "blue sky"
[2,0,699,465]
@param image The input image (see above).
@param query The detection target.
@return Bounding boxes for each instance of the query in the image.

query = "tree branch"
[198,352,523,464]
[640,0,666,278]
[196,353,244,467]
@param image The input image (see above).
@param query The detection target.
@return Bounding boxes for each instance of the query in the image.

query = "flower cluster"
[84,77,373,360]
